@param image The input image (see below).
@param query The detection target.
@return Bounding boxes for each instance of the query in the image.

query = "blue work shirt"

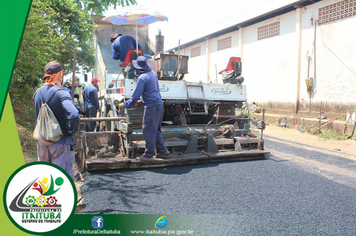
[124,69,163,108]
[111,35,142,62]
[64,86,71,95]
[64,86,83,114]
[33,84,79,145]
[82,84,99,110]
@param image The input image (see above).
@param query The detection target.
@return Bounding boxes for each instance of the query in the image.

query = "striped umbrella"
[103,5,168,52]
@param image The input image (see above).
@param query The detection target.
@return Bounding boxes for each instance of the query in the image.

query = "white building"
[170,0,356,112]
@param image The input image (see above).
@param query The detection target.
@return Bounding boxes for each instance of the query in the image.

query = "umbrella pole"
[136,22,138,54]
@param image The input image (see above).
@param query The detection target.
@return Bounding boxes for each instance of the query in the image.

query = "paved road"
[80,135,356,235]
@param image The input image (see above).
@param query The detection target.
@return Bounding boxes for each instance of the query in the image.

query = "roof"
[170,0,321,51]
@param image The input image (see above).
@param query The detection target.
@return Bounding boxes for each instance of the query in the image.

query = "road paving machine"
[75,48,269,172]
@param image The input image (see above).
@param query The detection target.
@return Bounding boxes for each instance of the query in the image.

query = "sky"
[104,0,298,50]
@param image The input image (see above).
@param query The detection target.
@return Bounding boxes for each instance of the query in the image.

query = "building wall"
[184,41,208,82]
[299,0,356,110]
[183,32,240,84]
[242,11,298,106]
[209,32,240,84]
[178,0,356,111]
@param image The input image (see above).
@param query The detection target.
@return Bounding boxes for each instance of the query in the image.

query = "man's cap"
[44,61,63,74]
[91,77,100,83]
[43,61,63,80]
[132,56,151,71]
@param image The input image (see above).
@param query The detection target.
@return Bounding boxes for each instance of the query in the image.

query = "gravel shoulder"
[263,125,356,160]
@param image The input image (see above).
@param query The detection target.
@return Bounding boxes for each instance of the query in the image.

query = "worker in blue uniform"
[111,32,142,62]
[63,79,84,115]
[64,80,73,95]
[82,77,100,132]
[118,56,169,160]
[33,61,79,179]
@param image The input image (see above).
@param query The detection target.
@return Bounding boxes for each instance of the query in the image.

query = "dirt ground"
[263,125,356,159]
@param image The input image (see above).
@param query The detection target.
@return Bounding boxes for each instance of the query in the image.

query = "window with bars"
[191,46,201,58]
[218,37,232,51]
[258,21,280,40]
[318,0,356,25]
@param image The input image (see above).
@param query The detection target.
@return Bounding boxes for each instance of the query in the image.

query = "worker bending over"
[111,32,142,62]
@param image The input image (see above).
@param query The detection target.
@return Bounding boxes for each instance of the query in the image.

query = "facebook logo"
[92,216,104,229]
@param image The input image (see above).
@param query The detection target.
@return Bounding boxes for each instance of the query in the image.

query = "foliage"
[309,127,320,135]
[11,0,136,89]
[77,0,137,16]
[10,83,38,158]
[298,124,305,130]
[18,127,37,155]
[10,0,137,159]
[10,82,37,129]
[318,129,355,141]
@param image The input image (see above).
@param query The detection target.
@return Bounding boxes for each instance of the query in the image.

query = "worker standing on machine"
[118,56,169,160]
[82,77,100,132]
[110,32,142,62]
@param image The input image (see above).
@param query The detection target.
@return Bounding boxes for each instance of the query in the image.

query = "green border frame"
[3,162,77,235]
[0,0,32,121]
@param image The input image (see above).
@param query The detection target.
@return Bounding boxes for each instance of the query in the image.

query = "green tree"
[11,0,137,89]
[10,0,137,159]
[78,0,138,16]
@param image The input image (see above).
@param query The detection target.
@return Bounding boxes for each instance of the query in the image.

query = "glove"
[74,94,80,99]
[80,111,86,116]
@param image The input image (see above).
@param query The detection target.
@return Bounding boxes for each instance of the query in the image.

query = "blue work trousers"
[85,105,97,132]
[142,104,168,157]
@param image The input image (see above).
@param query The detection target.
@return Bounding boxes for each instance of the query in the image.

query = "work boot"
[135,155,154,161]
[156,150,170,158]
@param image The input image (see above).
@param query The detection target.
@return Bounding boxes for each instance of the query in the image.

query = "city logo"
[154,215,167,228]
[159,84,169,92]
[4,162,76,234]
[211,87,232,95]
[92,216,104,229]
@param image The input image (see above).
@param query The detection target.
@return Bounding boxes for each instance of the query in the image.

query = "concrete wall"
[176,0,356,112]
[183,32,240,84]
[299,0,356,111]
[209,32,240,84]
[243,11,298,106]
[183,41,208,83]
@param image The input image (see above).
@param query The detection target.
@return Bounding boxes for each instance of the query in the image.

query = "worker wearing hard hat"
[118,56,169,160]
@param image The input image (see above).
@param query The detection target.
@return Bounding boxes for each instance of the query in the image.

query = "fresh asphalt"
[79,135,356,235]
